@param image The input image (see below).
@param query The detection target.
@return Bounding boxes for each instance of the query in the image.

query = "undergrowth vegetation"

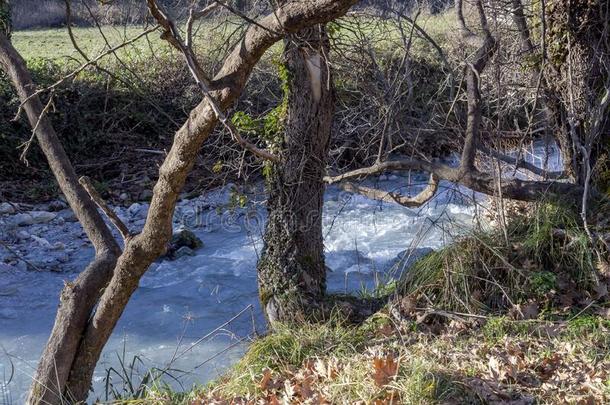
[399,202,608,315]
[107,202,610,404]
[124,312,610,404]
[2,14,457,202]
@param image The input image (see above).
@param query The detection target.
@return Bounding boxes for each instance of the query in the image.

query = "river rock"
[174,246,195,258]
[0,202,15,215]
[173,228,203,249]
[128,202,141,215]
[10,213,34,226]
[385,247,434,272]
[57,209,77,222]
[48,200,68,211]
[128,202,148,218]
[164,228,204,260]
[30,211,57,224]
[119,192,129,201]
[16,230,30,240]
[31,235,52,248]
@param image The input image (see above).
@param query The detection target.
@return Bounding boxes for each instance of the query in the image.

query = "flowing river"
[0,144,561,402]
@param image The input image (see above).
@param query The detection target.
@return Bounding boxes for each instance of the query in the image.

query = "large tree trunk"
[257,26,334,323]
[0,0,10,38]
[0,0,359,403]
[0,9,123,404]
[545,0,610,186]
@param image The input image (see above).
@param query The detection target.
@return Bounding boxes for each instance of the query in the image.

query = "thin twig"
[79,176,131,242]
[0,239,43,271]
[15,25,160,119]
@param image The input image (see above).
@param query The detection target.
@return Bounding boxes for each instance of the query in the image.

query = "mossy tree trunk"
[0,0,360,402]
[257,26,334,323]
[545,0,610,187]
[0,0,10,38]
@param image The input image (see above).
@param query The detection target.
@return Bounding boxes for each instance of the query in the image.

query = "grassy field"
[11,10,458,62]
[13,26,163,60]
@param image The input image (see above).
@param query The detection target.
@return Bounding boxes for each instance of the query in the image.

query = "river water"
[1,144,560,402]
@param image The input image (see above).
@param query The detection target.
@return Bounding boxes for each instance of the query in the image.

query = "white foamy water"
[0,144,560,402]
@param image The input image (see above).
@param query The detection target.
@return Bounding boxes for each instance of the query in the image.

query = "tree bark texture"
[0,0,359,403]
[257,26,334,324]
[545,0,610,185]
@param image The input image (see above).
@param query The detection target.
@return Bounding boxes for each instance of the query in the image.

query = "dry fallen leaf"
[373,354,399,387]
[488,355,506,381]
[260,369,273,391]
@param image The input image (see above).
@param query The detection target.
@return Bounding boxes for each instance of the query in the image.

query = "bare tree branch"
[147,0,280,162]
[79,176,132,242]
[325,156,587,203]
[340,173,439,207]
[479,145,565,180]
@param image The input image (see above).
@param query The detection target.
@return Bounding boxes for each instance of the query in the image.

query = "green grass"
[12,18,241,60]
[13,26,162,60]
[186,318,474,404]
[399,202,603,313]
[11,11,458,63]
[124,311,610,404]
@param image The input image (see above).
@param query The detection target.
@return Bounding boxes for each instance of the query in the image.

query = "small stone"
[164,228,203,260]
[52,242,65,251]
[128,203,148,220]
[119,192,129,201]
[16,230,30,240]
[10,213,34,226]
[174,246,195,258]
[128,203,142,216]
[57,209,78,222]
[31,235,52,248]
[133,219,146,229]
[139,190,153,201]
[54,216,65,226]
[0,202,15,215]
[30,211,57,224]
[48,200,68,211]
[171,228,203,250]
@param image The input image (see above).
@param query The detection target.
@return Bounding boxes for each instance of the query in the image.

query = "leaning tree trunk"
[0,0,359,402]
[0,4,123,404]
[257,26,334,323]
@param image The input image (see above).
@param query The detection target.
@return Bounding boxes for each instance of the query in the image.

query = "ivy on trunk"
[258,26,334,323]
